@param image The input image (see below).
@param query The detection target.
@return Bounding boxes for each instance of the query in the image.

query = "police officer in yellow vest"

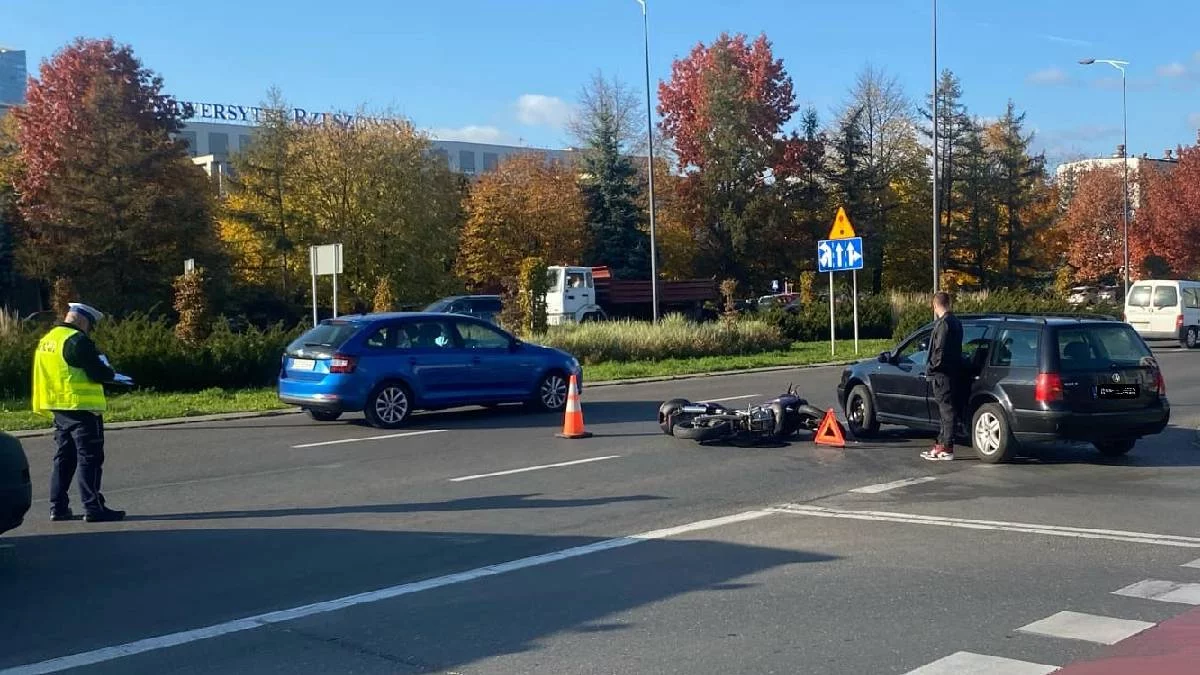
[32,303,126,523]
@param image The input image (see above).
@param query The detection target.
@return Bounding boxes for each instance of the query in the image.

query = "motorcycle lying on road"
[657,385,828,444]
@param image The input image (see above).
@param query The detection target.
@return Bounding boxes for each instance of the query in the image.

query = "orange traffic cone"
[814,409,846,447]
[556,374,593,439]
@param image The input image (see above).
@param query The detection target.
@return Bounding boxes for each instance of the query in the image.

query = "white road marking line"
[1017,610,1155,645]
[292,429,446,449]
[770,504,1200,548]
[697,394,759,403]
[0,509,775,675]
[849,476,937,494]
[449,455,622,482]
[1183,558,1200,569]
[903,651,1058,675]
[1113,579,1200,605]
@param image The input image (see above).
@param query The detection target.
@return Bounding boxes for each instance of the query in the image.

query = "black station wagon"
[836,314,1170,463]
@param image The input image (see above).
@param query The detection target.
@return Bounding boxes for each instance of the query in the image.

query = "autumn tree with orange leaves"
[657,33,803,288]
[457,154,587,292]
[1135,146,1200,278]
[1061,168,1125,283]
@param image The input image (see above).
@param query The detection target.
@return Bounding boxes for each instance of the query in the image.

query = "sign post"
[309,243,344,326]
[816,207,863,357]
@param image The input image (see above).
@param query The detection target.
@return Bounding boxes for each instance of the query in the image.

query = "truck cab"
[546,266,605,325]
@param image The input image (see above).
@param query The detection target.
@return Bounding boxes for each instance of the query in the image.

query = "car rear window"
[1056,325,1152,371]
[287,321,362,357]
[1127,285,1151,308]
[1153,286,1179,308]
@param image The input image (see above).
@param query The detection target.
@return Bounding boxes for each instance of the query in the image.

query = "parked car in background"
[1067,286,1098,306]
[1097,285,1122,304]
[277,312,582,428]
[1124,279,1200,349]
[837,313,1169,463]
[424,295,503,325]
[0,431,32,536]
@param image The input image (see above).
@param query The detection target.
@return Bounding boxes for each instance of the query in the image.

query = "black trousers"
[50,410,106,514]
[929,373,958,450]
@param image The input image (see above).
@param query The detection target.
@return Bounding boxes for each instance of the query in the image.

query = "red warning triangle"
[814,409,846,447]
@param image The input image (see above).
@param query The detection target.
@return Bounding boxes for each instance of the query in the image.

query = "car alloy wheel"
[374,386,410,425]
[1188,327,1198,349]
[974,410,1003,456]
[540,374,569,411]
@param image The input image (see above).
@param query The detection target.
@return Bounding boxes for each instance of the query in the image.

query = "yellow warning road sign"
[828,207,856,240]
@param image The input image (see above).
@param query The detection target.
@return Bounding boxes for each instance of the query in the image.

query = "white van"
[1124,279,1200,349]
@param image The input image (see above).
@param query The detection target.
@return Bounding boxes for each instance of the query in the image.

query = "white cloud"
[1036,33,1092,47]
[515,94,573,129]
[1158,62,1188,78]
[426,125,512,144]
[1027,67,1069,86]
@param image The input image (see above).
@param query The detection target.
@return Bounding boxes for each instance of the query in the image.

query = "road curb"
[5,357,864,438]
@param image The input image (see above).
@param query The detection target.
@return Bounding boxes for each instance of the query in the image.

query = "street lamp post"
[1079,58,1131,293]
[931,0,939,293]
[636,0,660,323]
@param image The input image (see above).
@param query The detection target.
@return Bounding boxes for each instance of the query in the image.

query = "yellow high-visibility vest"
[31,326,107,417]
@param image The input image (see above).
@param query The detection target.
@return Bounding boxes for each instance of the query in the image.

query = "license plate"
[290,358,316,372]
[1096,384,1139,399]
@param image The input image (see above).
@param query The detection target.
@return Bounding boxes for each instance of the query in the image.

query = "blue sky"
[2,0,1197,166]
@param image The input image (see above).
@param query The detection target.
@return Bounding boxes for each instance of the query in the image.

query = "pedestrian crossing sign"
[828,207,856,240]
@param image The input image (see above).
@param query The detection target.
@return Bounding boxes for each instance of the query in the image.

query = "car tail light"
[329,354,357,374]
[1154,368,1166,396]
[1035,373,1064,403]
[1177,315,1185,331]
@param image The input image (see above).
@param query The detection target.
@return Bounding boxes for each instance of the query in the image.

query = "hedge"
[759,290,1122,345]
[0,313,301,400]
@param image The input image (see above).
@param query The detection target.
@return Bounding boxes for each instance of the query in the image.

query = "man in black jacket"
[921,292,962,461]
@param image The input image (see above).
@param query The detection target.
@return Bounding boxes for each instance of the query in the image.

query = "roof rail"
[953,312,1121,323]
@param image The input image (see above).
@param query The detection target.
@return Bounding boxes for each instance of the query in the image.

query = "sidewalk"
[1054,606,1200,675]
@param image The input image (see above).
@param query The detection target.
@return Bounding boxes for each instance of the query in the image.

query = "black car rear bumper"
[1012,402,1170,443]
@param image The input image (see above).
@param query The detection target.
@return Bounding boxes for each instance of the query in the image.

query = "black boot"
[84,507,126,523]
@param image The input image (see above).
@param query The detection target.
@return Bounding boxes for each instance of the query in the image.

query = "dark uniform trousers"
[929,372,958,450]
[50,410,106,514]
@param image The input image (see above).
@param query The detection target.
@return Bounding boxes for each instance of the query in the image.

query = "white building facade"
[172,99,574,182]
[1055,144,1181,210]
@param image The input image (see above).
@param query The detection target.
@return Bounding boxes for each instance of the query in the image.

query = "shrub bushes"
[537,313,791,364]
[0,313,301,400]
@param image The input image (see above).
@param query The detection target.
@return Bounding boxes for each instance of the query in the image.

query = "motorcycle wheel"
[673,421,732,443]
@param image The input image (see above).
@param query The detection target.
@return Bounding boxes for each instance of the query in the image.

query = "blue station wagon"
[277,312,581,428]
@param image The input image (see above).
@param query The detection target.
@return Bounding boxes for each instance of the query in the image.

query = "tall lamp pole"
[931,0,939,293]
[1079,58,1131,293]
[636,0,660,323]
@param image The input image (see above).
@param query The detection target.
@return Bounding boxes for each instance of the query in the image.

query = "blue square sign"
[817,237,864,273]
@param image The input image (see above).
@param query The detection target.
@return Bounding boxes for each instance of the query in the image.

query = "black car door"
[927,322,994,423]
[873,329,933,425]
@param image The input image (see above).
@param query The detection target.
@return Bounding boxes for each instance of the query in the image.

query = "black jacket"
[928,312,963,375]
[56,323,116,384]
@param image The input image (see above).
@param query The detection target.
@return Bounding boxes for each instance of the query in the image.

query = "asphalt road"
[2,347,1198,674]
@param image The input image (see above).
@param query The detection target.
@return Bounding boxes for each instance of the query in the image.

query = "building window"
[179,131,198,156]
[482,152,499,172]
[238,135,252,152]
[209,132,229,155]
[459,150,476,174]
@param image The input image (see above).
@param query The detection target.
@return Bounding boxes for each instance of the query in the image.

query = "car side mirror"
[877,351,891,364]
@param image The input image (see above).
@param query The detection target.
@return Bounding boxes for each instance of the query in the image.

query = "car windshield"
[423,299,453,312]
[1056,325,1153,371]
[287,321,361,357]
